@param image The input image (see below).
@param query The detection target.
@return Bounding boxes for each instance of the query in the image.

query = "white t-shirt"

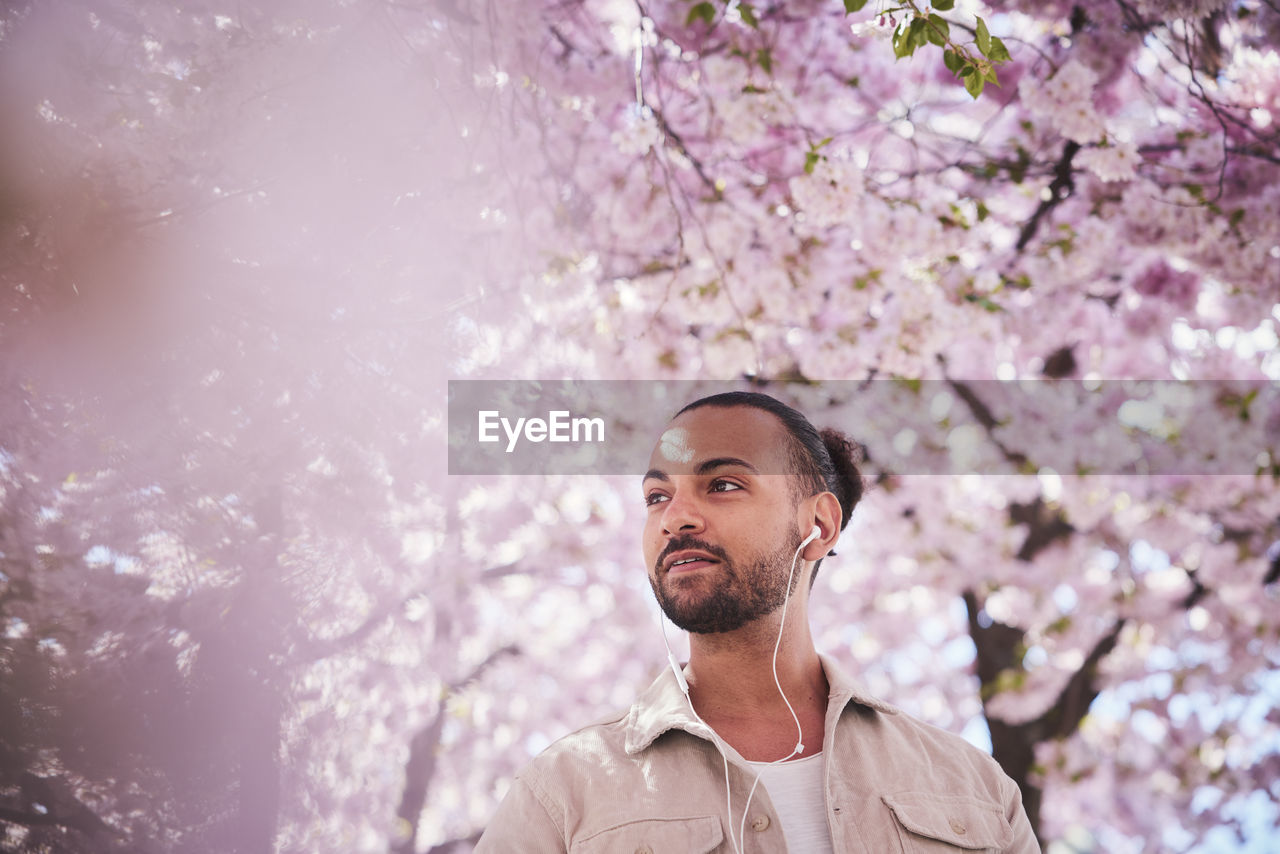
[747,751,835,853]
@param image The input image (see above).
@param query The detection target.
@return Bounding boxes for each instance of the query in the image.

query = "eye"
[645,491,670,506]
[709,478,743,493]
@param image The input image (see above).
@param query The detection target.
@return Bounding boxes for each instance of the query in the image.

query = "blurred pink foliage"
[0,1,1277,853]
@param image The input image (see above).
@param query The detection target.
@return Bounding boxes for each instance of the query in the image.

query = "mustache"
[655,536,730,574]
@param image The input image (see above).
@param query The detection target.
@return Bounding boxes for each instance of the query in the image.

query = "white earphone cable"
[737,536,808,849]
[661,532,812,854]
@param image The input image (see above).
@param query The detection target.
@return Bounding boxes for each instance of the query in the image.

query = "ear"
[802,491,843,561]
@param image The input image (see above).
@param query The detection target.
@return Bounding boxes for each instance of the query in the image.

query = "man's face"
[641,405,806,634]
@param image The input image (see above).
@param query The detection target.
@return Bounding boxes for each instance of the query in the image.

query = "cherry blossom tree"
[1,1,1277,853]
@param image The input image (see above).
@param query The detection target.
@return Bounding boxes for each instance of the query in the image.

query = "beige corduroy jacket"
[475,654,1038,853]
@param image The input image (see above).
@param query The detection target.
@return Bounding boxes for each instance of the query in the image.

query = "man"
[476,392,1037,852]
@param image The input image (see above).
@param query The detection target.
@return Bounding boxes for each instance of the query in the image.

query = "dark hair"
[675,391,864,581]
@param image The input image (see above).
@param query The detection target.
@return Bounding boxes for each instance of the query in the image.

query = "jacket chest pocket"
[883,793,1013,853]
[572,815,724,854]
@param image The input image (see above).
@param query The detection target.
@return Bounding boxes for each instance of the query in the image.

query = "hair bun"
[820,428,864,531]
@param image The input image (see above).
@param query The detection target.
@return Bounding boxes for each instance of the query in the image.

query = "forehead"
[646,405,794,475]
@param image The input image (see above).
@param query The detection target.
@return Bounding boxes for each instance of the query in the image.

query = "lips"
[663,550,721,574]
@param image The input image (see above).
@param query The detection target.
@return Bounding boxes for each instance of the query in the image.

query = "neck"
[683,603,826,722]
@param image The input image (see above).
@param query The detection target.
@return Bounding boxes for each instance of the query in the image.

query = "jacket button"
[950,817,967,835]
[750,815,770,832]
[634,846,653,854]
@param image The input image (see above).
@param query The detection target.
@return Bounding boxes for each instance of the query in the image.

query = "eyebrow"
[643,457,761,483]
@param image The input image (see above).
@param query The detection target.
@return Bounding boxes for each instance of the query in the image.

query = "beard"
[649,531,802,634]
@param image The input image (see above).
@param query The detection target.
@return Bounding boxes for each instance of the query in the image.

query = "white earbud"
[800,525,821,547]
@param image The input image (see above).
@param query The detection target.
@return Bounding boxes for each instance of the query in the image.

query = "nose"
[660,488,705,538]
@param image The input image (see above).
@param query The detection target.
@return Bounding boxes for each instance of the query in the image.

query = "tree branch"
[4,773,123,842]
[1015,141,1080,251]
[1036,619,1125,740]
[391,644,519,854]
[944,377,1031,471]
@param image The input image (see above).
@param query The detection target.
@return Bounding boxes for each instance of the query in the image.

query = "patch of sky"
[1176,636,1229,670]
[1052,583,1078,613]
[1145,644,1180,671]
[1188,789,1280,853]
[1191,785,1225,816]
[941,635,976,668]
[1129,708,1169,742]
[1088,686,1132,721]
[84,545,113,566]
[37,637,66,656]
[961,715,993,754]
[918,612,949,646]
[1142,670,1173,699]
[525,731,551,756]
[1129,538,1170,575]
[890,650,923,686]
[1162,821,1197,852]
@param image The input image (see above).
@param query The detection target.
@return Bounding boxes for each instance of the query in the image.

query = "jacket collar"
[623,651,897,755]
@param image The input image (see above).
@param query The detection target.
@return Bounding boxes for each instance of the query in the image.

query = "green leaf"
[927,16,950,46]
[983,63,999,83]
[964,70,985,98]
[852,269,882,290]
[933,0,955,9]
[738,2,759,28]
[987,35,1011,63]
[910,16,929,49]
[804,136,833,174]
[756,47,773,74]
[892,24,912,58]
[1009,146,1031,183]
[943,49,963,75]
[844,0,869,12]
[963,293,1004,312]
[893,16,928,58]
[975,16,991,56]
[686,2,715,27]
[1046,615,1073,634]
